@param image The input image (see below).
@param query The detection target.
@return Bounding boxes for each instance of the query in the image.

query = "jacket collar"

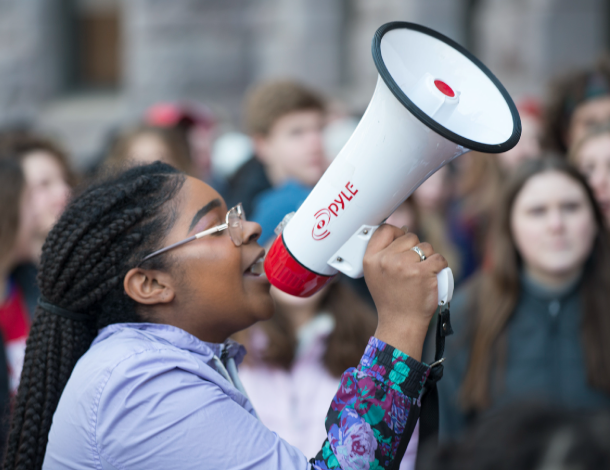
[520,270,582,301]
[93,322,246,366]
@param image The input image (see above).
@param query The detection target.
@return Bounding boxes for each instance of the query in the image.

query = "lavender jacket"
[43,323,430,470]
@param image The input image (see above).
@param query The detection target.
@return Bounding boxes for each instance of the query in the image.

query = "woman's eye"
[289,127,305,137]
[528,207,546,216]
[562,202,581,212]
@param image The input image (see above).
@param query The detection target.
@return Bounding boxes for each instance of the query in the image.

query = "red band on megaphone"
[264,235,335,297]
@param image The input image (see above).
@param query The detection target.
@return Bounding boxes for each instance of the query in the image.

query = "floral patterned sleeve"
[310,337,430,470]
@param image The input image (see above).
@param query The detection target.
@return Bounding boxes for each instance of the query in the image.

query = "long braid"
[3,162,184,470]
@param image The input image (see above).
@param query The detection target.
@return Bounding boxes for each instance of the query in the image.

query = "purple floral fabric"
[311,337,430,469]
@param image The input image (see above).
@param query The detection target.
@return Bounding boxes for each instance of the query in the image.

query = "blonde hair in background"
[244,80,326,136]
[106,125,194,175]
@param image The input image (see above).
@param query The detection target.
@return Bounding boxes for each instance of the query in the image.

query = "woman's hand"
[363,224,448,361]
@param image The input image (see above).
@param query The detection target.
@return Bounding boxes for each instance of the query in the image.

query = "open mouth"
[244,250,266,277]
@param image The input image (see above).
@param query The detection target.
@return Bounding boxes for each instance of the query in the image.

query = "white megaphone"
[264,21,521,303]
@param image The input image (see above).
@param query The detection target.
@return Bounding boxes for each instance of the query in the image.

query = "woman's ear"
[124,268,176,305]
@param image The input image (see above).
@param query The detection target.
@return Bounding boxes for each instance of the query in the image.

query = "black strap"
[37,297,93,322]
[419,306,453,444]
[390,305,453,469]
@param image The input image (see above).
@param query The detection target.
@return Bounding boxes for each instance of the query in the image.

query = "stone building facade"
[0,0,607,169]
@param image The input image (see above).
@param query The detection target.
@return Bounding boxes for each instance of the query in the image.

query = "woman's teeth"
[248,258,265,276]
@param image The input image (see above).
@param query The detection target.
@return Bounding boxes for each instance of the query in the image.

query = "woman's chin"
[248,289,275,322]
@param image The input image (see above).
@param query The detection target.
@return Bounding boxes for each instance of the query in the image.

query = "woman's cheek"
[513,215,544,261]
[570,210,597,259]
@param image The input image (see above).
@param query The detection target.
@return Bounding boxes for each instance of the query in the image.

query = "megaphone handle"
[327,225,454,306]
[437,267,454,306]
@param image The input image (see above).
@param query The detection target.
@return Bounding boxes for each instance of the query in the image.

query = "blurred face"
[256,110,328,187]
[568,96,610,147]
[21,151,70,241]
[128,134,173,166]
[511,171,597,286]
[146,177,273,341]
[574,133,610,226]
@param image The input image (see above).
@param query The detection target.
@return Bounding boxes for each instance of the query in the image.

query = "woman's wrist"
[374,317,429,362]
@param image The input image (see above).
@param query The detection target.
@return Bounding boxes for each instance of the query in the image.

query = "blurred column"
[122,0,251,119]
[0,0,65,125]
[473,0,608,98]
[248,0,345,93]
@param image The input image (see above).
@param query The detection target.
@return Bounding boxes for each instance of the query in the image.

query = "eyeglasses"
[139,203,245,264]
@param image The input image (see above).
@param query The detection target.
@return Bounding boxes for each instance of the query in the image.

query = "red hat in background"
[516,97,542,121]
[145,102,215,131]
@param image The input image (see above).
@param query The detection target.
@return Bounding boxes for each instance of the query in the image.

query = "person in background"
[0,131,74,264]
[569,122,610,228]
[235,281,376,458]
[0,159,32,457]
[542,55,610,154]
[225,80,328,220]
[497,98,543,172]
[0,131,74,410]
[0,131,75,401]
[438,158,610,439]
[104,125,194,176]
[0,132,74,370]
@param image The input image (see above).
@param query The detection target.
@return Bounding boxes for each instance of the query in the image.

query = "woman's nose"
[548,209,565,232]
[242,220,262,244]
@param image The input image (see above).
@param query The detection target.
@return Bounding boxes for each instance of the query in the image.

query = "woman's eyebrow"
[188,198,222,233]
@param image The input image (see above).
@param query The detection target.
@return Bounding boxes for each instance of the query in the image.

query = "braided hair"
[3,162,185,470]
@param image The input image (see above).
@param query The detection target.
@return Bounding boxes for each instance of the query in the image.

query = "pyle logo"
[312,182,359,241]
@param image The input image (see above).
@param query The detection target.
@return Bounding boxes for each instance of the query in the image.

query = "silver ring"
[410,246,426,262]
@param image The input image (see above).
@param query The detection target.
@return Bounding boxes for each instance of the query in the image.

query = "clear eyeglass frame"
[139,203,245,265]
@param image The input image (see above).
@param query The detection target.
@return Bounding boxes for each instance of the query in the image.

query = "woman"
[0,132,74,399]
[569,123,610,228]
[542,56,610,153]
[0,159,29,456]
[0,131,74,264]
[0,158,32,396]
[4,162,447,470]
[438,158,610,439]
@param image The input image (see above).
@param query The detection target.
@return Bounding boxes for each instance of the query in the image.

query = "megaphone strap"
[389,304,453,469]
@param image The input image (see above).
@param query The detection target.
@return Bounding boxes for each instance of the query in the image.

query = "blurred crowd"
[2,54,610,468]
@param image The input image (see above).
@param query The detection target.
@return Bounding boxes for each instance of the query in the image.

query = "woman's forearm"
[310,337,430,470]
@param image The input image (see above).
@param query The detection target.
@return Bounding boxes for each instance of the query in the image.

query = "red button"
[434,80,455,97]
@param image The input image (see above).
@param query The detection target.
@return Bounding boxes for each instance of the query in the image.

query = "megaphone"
[264,21,521,301]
